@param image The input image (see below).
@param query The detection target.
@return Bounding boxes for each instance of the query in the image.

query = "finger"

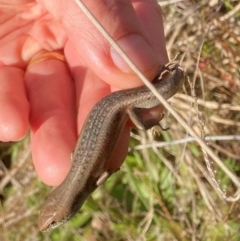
[0,66,29,141]
[25,53,77,186]
[63,41,110,132]
[38,0,167,89]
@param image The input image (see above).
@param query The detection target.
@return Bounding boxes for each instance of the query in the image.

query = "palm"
[0,3,67,67]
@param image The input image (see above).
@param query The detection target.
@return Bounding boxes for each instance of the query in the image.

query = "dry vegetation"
[1,0,240,240]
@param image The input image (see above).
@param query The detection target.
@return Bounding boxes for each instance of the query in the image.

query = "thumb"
[38,0,168,89]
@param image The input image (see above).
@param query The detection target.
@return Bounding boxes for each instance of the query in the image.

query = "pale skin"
[0,0,168,186]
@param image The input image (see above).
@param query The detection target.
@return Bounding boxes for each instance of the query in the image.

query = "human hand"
[0,0,168,186]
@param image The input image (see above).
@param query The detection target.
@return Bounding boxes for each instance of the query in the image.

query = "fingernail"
[110,34,157,73]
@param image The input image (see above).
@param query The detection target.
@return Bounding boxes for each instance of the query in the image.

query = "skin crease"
[0,0,168,186]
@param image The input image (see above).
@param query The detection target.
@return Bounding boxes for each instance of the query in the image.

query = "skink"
[38,60,185,231]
